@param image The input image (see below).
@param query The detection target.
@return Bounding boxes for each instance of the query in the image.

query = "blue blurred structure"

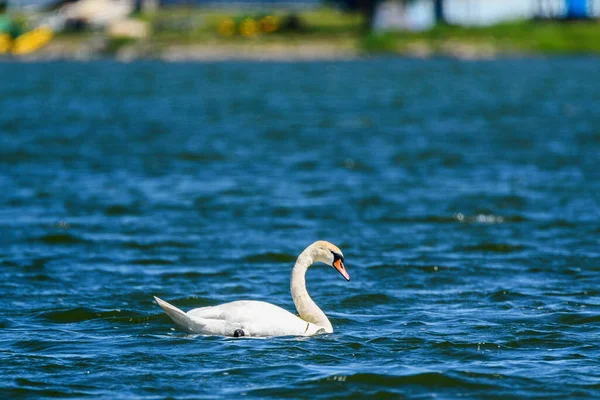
[566,0,590,18]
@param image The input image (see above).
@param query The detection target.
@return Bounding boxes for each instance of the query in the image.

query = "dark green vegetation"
[363,20,600,55]
[144,7,361,52]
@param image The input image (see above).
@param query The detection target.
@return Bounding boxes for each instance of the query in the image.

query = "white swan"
[154,240,350,337]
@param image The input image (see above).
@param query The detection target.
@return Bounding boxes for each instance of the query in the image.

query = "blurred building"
[564,0,593,18]
[7,0,159,32]
[439,0,598,25]
[46,0,134,28]
[374,0,598,31]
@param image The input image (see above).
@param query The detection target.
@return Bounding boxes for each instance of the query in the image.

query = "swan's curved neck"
[291,247,333,333]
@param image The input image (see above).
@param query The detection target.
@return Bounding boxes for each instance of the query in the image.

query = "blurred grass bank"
[362,21,600,59]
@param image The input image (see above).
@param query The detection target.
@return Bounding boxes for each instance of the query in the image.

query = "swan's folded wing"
[188,300,296,323]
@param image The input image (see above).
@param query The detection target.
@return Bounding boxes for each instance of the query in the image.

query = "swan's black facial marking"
[331,251,344,264]
[234,329,245,337]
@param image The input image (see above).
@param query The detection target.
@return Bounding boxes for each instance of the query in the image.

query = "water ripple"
[1,59,599,399]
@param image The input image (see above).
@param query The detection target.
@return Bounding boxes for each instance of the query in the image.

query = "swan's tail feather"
[154,296,206,334]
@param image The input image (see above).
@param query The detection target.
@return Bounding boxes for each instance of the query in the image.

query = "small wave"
[557,313,600,325]
[344,293,396,306]
[336,372,491,388]
[247,370,490,398]
[363,263,396,271]
[503,336,576,349]
[15,378,46,388]
[28,273,53,282]
[540,219,579,228]
[37,233,86,245]
[3,387,90,398]
[0,150,39,164]
[487,289,528,302]
[12,340,61,353]
[248,370,505,397]
[515,329,563,337]
[337,158,372,171]
[353,195,390,208]
[13,378,96,396]
[376,214,526,224]
[392,151,465,167]
[39,307,146,324]
[366,336,427,346]
[22,258,52,270]
[105,204,141,216]
[243,252,296,263]
[160,270,229,280]
[0,259,19,267]
[293,160,318,171]
[458,243,527,253]
[2,259,54,273]
[270,207,294,218]
[405,264,446,273]
[178,151,226,162]
[453,213,523,224]
[125,240,193,250]
[131,258,176,266]
[433,340,501,350]
[366,263,437,274]
[544,290,600,298]
[411,215,457,223]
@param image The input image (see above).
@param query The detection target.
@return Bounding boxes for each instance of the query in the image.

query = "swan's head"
[311,240,350,282]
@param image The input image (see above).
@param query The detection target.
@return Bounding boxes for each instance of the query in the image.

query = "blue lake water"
[1,58,599,398]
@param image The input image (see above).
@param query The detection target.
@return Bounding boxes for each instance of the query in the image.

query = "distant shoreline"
[4,14,600,62]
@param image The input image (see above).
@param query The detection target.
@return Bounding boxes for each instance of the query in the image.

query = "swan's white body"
[154,241,350,337]
[154,298,326,337]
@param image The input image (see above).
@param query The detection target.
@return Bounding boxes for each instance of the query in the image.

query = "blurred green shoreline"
[13,7,600,61]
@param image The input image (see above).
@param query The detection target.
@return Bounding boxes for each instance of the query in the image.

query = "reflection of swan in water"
[154,240,350,337]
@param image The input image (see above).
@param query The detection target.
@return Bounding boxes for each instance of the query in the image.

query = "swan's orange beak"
[333,259,350,281]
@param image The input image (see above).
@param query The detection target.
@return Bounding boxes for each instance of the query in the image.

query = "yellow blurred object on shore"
[218,15,280,38]
[218,18,235,37]
[260,16,280,34]
[0,32,11,54]
[12,26,53,55]
[239,18,258,38]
